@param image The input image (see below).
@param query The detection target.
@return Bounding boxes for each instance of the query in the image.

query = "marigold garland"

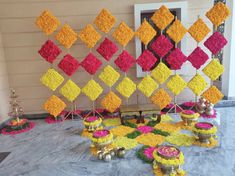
[135,133,165,146]
[135,19,156,45]
[151,62,172,84]
[43,95,66,117]
[40,68,64,91]
[82,80,103,101]
[36,10,60,35]
[116,77,136,98]
[99,65,120,87]
[202,86,224,104]
[206,2,230,27]
[112,21,134,47]
[101,91,122,113]
[167,74,187,96]
[113,136,138,150]
[203,59,224,81]
[166,133,194,146]
[154,122,181,134]
[110,125,135,137]
[59,79,81,102]
[94,9,116,33]
[78,24,101,48]
[166,19,187,44]
[187,74,208,96]
[151,5,174,30]
[55,24,78,49]
[137,75,158,97]
[188,18,211,43]
[151,88,172,110]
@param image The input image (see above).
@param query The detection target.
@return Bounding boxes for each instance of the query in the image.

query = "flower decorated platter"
[180,110,200,126]
[193,122,217,144]
[83,116,102,132]
[91,129,113,149]
[153,146,184,175]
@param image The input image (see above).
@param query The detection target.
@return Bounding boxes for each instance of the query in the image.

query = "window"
[134,2,188,77]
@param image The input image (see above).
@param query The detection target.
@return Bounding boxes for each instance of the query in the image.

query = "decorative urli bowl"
[83,116,102,132]
[193,122,217,144]
[91,129,113,150]
[180,110,200,126]
[153,145,184,175]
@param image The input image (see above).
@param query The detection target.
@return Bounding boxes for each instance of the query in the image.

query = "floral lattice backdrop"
[35,2,230,118]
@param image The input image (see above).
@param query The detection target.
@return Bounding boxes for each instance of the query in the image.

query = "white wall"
[0,0,216,115]
[222,0,235,99]
[0,32,10,123]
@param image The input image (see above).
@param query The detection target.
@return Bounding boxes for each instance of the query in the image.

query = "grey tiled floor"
[0,107,235,176]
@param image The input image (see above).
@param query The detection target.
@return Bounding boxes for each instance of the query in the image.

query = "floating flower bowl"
[193,122,217,144]
[91,129,113,149]
[180,110,200,126]
[153,145,184,175]
[83,116,102,132]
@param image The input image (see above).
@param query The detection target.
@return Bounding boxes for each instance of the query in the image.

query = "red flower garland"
[38,40,61,63]
[204,31,228,55]
[114,50,135,72]
[187,47,209,69]
[136,50,158,71]
[166,48,187,70]
[96,37,118,61]
[81,53,102,75]
[150,35,173,58]
[58,54,80,76]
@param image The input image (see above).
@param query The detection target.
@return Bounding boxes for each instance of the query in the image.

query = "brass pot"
[154,161,179,175]
[181,116,198,126]
[196,132,213,144]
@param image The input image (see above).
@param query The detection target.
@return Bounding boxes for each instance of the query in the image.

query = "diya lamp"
[83,116,102,132]
[153,145,184,175]
[192,122,217,144]
[195,97,207,114]
[180,110,200,126]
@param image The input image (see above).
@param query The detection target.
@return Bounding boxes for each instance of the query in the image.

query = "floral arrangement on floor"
[137,146,156,164]
[91,129,113,144]
[113,136,138,150]
[153,146,184,166]
[1,119,35,135]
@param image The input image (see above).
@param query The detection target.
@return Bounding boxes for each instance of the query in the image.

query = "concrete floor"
[0,107,235,176]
